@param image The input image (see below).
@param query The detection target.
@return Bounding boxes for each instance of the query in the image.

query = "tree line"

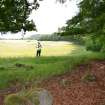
[57,0,105,52]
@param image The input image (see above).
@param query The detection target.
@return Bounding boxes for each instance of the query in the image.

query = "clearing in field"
[0,40,80,57]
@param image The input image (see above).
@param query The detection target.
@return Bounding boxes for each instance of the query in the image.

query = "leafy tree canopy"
[0,0,40,33]
[58,0,105,35]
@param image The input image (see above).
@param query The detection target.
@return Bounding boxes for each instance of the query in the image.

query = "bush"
[85,36,103,52]
[86,42,102,51]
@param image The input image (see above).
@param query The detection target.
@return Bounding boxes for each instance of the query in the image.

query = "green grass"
[0,40,105,89]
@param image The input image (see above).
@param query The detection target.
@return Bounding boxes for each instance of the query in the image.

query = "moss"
[4,94,29,105]
[4,88,42,105]
[25,89,42,105]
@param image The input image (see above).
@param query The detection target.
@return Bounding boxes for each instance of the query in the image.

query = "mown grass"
[0,40,105,89]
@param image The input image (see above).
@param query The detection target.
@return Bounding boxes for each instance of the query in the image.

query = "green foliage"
[0,40,105,89]
[0,50,105,89]
[86,43,102,52]
[39,34,61,41]
[40,33,84,45]
[4,94,29,105]
[0,0,39,33]
[4,89,41,105]
[85,34,105,52]
[57,0,105,45]
[86,40,102,52]
[101,44,105,52]
[79,0,105,32]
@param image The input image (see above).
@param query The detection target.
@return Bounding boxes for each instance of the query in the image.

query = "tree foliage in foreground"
[0,0,40,33]
[58,0,105,35]
[57,0,105,52]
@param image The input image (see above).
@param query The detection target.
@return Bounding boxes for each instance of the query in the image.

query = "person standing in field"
[36,41,42,56]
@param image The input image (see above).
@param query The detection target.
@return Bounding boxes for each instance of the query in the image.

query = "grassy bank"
[0,51,105,89]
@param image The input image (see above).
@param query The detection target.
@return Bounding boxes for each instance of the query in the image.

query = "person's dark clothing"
[36,42,42,56]
[36,49,41,56]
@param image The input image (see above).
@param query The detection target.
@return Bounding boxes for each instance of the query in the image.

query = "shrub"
[86,43,102,51]
[85,36,102,52]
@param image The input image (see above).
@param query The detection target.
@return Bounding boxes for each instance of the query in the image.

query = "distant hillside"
[25,34,51,40]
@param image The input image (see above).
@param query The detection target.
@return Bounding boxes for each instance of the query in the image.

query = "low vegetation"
[4,88,41,105]
[0,40,105,89]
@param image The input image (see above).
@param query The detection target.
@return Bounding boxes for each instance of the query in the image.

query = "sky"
[0,0,79,39]
[31,0,79,34]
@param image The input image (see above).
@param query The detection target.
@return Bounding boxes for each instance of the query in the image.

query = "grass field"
[0,40,105,89]
[0,40,79,57]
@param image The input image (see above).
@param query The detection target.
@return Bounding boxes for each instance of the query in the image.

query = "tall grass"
[0,51,105,89]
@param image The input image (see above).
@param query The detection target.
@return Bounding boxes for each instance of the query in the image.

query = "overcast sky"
[0,0,79,39]
[31,0,79,34]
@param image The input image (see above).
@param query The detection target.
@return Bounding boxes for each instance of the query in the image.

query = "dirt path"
[0,60,105,105]
[42,60,105,105]
[0,97,4,105]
